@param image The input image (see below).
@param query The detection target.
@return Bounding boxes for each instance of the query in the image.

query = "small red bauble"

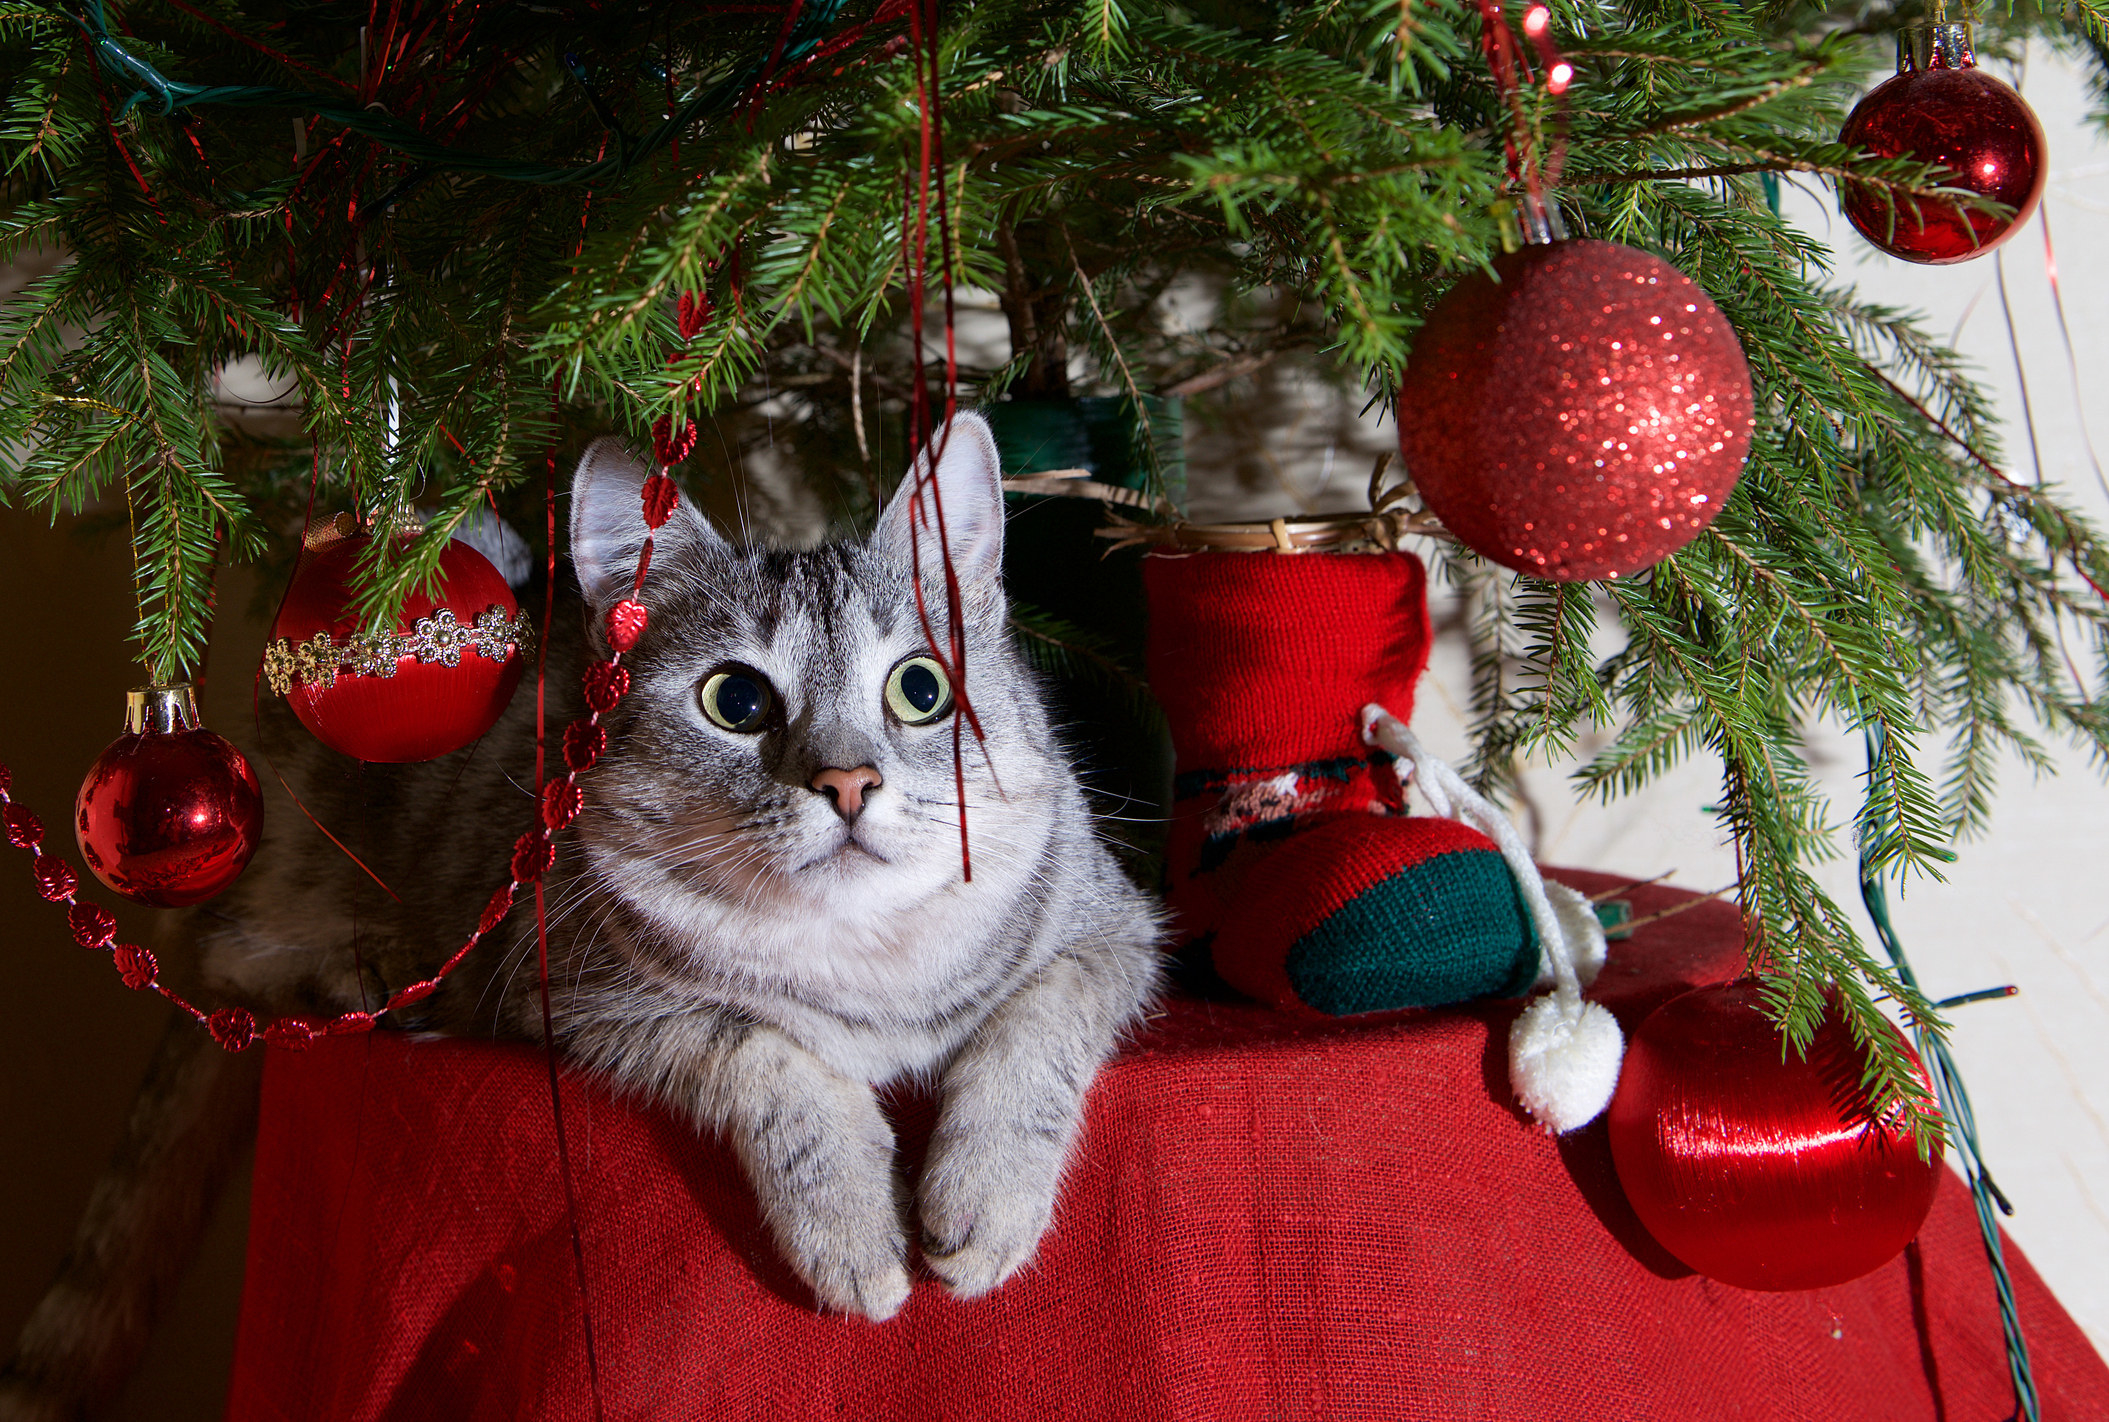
[75,684,263,907]
[1839,23,2046,265]
[1397,239,1754,581]
[263,529,531,763]
[1607,980,1943,1291]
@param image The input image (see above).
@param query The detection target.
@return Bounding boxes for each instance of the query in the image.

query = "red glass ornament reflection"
[1606,980,1943,1291]
[1396,239,1755,581]
[266,529,528,763]
[75,684,263,907]
[1839,23,2046,264]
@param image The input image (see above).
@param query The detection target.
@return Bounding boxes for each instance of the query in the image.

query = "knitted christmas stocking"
[1144,549,1540,1017]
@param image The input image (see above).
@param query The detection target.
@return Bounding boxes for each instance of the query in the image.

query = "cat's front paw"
[765,1160,913,1321]
[917,1137,1060,1299]
[790,1217,913,1322]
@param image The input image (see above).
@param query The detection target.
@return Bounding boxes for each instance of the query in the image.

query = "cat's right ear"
[568,438,723,608]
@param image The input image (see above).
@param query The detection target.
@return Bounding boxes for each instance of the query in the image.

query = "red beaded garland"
[652,415,699,467]
[1396,239,1754,581]
[564,721,607,773]
[208,1007,258,1053]
[605,599,649,652]
[1607,980,1943,1291]
[1839,25,2045,265]
[511,830,556,883]
[479,884,517,935]
[112,943,158,990]
[542,779,584,830]
[264,1020,316,1051]
[68,901,117,949]
[3,802,42,848]
[641,474,680,530]
[582,661,631,714]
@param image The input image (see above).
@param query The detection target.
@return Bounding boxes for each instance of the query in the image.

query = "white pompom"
[1509,994,1625,1134]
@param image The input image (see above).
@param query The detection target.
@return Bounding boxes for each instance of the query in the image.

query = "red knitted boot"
[1143,550,1541,1017]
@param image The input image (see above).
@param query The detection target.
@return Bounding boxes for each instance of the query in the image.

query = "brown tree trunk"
[995,219,1071,399]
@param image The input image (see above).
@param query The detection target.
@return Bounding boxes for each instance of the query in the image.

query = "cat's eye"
[885,655,953,726]
[700,666,774,733]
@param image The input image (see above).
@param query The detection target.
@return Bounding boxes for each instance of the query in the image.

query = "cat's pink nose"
[811,766,882,821]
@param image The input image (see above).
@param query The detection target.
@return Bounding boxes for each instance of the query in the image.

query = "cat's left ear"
[873,413,1005,589]
[569,437,724,608]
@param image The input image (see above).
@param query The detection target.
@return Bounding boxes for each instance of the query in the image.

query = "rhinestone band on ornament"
[262,605,536,696]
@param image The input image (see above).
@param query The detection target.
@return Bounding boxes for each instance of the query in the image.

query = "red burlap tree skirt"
[228,873,2109,1420]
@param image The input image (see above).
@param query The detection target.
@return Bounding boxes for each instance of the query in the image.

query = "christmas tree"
[2,0,2105,1142]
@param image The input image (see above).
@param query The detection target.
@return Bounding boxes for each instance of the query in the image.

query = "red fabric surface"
[228,874,2109,1421]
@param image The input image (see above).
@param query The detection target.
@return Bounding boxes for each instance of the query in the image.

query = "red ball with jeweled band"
[1606,980,1944,1291]
[1838,21,2046,265]
[75,684,262,907]
[1395,238,1756,581]
[263,527,534,763]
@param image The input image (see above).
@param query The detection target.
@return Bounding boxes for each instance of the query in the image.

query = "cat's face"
[568,417,1052,928]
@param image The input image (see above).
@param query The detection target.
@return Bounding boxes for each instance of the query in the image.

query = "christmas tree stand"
[226,875,2109,1420]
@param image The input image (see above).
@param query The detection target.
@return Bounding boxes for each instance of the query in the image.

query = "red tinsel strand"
[535,438,608,1422]
[82,31,163,218]
[900,0,978,880]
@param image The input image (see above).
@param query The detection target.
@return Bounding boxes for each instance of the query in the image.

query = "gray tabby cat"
[1,414,1163,1417]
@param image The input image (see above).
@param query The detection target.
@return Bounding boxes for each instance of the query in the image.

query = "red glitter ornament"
[1839,23,2046,266]
[263,529,531,763]
[1606,980,1943,1291]
[1396,239,1754,581]
[75,685,263,908]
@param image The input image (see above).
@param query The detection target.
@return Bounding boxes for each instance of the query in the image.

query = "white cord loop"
[1361,704,1625,1133]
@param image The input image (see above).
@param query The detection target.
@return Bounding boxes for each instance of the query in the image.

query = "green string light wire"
[57,0,850,185]
[1859,725,2039,1422]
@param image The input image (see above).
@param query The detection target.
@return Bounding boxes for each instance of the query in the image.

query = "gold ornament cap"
[1899,20,1975,72]
[124,683,202,735]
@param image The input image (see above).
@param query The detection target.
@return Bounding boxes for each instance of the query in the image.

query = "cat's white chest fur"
[592,792,1055,1084]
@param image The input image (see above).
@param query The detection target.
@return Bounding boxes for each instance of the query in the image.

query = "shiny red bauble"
[76,685,262,907]
[264,530,529,763]
[1396,239,1754,581]
[1839,24,2046,265]
[1607,980,1944,1291]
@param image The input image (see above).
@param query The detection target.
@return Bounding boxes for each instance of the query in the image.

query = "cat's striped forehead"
[642,540,934,672]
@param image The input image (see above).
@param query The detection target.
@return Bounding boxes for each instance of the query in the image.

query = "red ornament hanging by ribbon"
[262,528,533,763]
[1606,980,1943,1291]
[1396,239,1755,581]
[74,684,263,907]
[1839,22,2046,266]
